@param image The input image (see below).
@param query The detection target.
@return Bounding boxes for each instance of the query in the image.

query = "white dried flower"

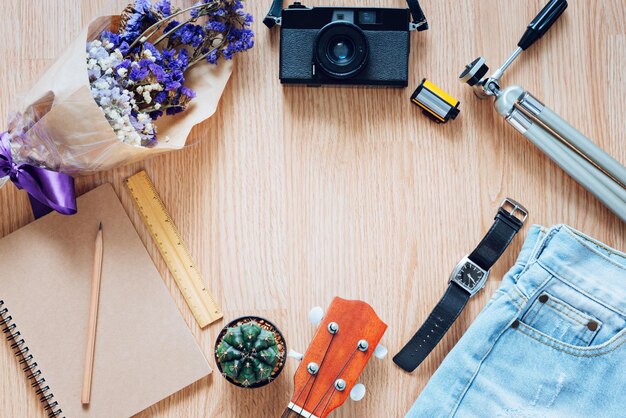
[87,39,159,147]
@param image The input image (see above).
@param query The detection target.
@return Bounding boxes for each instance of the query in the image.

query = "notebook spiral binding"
[0,300,64,418]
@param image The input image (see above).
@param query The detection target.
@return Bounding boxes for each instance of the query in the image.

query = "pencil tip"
[99,222,102,230]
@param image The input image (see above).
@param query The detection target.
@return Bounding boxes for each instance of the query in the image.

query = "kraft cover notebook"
[0,183,211,417]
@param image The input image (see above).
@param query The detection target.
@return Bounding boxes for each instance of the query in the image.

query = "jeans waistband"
[513,224,626,316]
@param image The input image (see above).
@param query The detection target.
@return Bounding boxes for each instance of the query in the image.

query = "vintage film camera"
[264,0,428,87]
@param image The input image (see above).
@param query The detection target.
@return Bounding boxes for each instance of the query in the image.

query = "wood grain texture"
[0,1,624,417]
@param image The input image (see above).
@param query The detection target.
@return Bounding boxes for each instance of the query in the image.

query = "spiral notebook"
[0,184,211,417]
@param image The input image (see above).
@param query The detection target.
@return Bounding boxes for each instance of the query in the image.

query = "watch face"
[455,262,485,290]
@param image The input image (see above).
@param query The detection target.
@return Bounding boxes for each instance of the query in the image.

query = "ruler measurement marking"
[124,171,223,327]
[135,178,214,320]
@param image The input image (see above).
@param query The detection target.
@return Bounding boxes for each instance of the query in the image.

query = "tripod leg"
[509,108,626,221]
[518,93,626,188]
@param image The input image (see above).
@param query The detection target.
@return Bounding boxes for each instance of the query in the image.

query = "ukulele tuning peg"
[350,383,366,401]
[308,306,324,325]
[288,349,304,361]
[374,344,388,360]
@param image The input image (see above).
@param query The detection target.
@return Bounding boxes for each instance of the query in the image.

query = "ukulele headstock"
[282,297,387,418]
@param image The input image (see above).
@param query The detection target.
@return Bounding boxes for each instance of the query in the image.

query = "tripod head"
[459,0,567,99]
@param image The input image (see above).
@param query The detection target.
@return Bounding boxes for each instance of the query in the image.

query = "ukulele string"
[287,332,337,418]
[310,347,359,416]
[310,347,360,417]
[317,389,335,418]
[284,374,313,418]
[292,333,336,418]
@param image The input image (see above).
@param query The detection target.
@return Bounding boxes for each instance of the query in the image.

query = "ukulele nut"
[334,379,346,391]
[328,322,339,334]
[357,340,369,351]
[307,362,319,375]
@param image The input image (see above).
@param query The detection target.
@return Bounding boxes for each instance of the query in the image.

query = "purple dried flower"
[129,66,149,81]
[155,91,168,103]
[179,24,205,48]
[205,21,227,33]
[149,63,167,82]
[89,0,255,147]
[177,48,189,67]
[138,58,154,68]
[101,30,121,47]
[181,86,196,99]
[155,0,172,16]
[206,49,219,64]
[116,59,132,70]
[149,110,164,120]
[122,13,143,43]
[166,106,185,116]
[164,20,180,33]
[161,48,175,61]
[134,0,152,13]
[165,67,183,91]
[190,1,203,18]
[119,41,131,55]
[142,42,162,60]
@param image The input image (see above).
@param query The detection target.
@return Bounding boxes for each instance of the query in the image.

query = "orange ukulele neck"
[285,297,387,418]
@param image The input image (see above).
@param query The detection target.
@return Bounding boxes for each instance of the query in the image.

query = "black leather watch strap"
[393,282,470,372]
[394,199,527,373]
[468,208,524,271]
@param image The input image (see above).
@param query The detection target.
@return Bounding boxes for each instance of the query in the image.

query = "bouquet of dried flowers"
[88,0,253,146]
[0,0,253,217]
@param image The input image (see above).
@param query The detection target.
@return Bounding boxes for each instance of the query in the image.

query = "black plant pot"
[214,316,287,389]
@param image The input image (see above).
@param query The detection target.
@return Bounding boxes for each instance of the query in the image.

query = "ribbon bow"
[0,132,77,219]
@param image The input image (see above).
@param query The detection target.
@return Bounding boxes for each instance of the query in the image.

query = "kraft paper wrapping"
[15,15,232,174]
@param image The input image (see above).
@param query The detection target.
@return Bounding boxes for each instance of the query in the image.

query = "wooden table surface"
[1,1,624,417]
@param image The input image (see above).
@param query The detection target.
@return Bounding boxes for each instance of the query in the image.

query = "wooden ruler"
[124,171,223,328]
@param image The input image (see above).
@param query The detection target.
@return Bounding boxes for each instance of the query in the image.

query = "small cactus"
[215,318,285,388]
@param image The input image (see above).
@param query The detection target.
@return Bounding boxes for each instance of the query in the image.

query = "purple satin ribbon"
[0,132,77,219]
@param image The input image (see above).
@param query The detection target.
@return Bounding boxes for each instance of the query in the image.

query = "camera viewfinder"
[332,10,354,22]
[359,11,378,25]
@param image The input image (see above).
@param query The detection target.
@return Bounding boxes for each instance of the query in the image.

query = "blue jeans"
[407,225,626,418]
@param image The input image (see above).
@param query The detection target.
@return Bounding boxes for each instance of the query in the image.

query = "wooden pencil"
[81,222,104,405]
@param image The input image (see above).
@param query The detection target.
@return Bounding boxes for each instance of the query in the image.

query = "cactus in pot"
[215,317,286,388]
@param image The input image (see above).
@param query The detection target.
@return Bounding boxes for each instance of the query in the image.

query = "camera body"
[279,3,412,87]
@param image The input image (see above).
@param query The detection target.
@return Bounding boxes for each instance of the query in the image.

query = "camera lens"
[314,22,368,79]
[327,37,355,65]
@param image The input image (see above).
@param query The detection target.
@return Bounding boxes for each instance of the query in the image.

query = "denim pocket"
[521,291,601,347]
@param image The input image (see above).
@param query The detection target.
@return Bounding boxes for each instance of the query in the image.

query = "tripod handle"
[518,0,568,50]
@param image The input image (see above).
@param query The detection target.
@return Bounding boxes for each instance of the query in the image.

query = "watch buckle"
[501,198,528,223]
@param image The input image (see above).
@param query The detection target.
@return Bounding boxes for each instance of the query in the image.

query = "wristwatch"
[393,198,528,372]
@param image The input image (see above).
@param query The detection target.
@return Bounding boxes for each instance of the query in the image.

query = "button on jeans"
[407,225,626,418]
